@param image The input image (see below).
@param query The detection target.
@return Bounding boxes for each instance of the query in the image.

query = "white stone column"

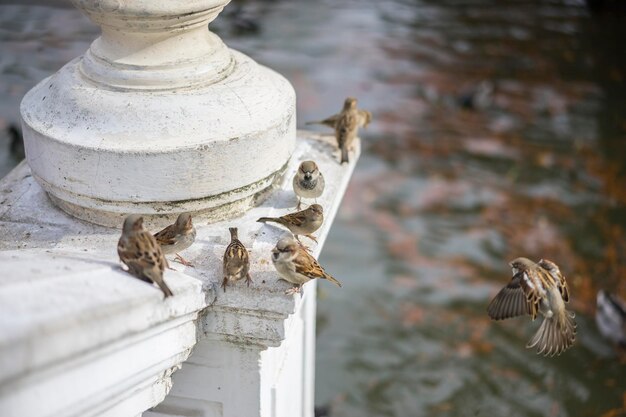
[0,131,360,417]
[20,0,295,227]
[3,0,362,416]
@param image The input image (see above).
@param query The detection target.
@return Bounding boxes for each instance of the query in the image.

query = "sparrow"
[487,257,576,356]
[271,236,342,295]
[293,161,325,210]
[117,214,173,298]
[257,204,323,243]
[335,97,372,164]
[306,97,372,130]
[596,290,626,348]
[222,227,252,292]
[154,213,196,267]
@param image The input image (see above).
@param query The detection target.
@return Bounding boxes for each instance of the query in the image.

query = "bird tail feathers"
[526,310,576,356]
[156,279,174,298]
[323,273,342,288]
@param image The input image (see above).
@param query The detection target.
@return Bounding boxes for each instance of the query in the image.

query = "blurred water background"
[1,1,625,416]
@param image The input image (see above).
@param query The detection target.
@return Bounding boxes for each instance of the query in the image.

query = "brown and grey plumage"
[257,204,323,243]
[487,257,576,356]
[306,98,372,130]
[335,97,371,164]
[118,214,173,298]
[306,97,371,164]
[222,227,252,292]
[154,213,196,267]
[271,236,342,295]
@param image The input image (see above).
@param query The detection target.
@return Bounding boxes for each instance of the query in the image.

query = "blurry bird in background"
[306,97,371,164]
[596,290,626,348]
[488,257,576,356]
[5,123,24,160]
[457,80,494,110]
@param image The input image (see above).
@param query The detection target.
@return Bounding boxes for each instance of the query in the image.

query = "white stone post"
[20,0,295,227]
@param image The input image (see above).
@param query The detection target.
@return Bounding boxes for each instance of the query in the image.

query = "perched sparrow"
[271,236,342,295]
[306,97,372,130]
[117,214,173,298]
[596,290,626,348]
[154,213,196,267]
[335,97,372,164]
[257,204,323,243]
[293,161,325,210]
[487,257,576,356]
[222,227,252,292]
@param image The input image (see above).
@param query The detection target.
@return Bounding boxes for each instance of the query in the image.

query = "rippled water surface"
[1,1,625,416]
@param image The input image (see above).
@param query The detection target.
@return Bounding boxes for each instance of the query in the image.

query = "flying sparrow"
[257,204,324,243]
[271,235,342,295]
[293,160,325,210]
[487,257,576,356]
[154,213,196,267]
[118,214,173,298]
[222,227,252,292]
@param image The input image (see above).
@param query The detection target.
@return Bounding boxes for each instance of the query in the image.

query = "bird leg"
[246,273,252,287]
[297,197,302,210]
[304,234,318,243]
[221,277,228,292]
[174,253,194,267]
[164,258,177,271]
[296,240,311,252]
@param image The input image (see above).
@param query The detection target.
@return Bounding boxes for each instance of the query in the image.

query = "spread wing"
[154,224,178,246]
[305,113,340,128]
[538,259,569,303]
[487,273,531,320]
[518,270,543,320]
[357,109,372,127]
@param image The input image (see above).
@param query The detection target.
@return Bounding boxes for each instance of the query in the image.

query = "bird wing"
[118,232,166,279]
[518,270,544,320]
[306,113,340,128]
[487,273,531,320]
[280,211,307,227]
[294,249,342,287]
[538,259,569,303]
[154,224,178,246]
[357,110,372,127]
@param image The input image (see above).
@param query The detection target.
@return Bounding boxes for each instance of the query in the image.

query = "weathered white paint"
[0,132,360,417]
[20,0,296,227]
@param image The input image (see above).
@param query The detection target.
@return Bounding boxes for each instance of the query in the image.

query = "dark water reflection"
[1,1,626,416]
